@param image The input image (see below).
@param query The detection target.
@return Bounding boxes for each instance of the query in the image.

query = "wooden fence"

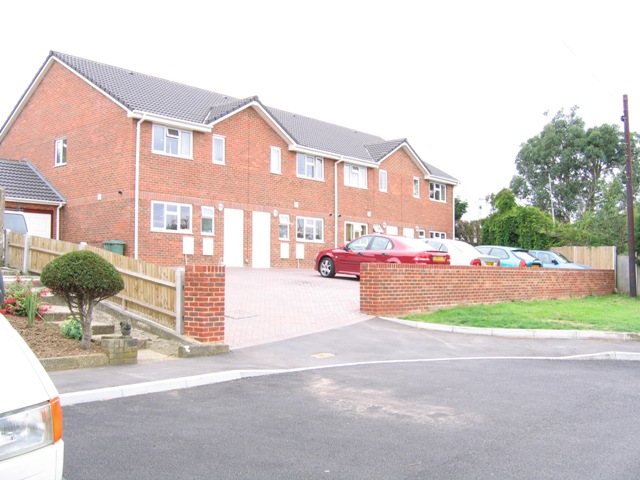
[553,246,617,270]
[4,232,181,330]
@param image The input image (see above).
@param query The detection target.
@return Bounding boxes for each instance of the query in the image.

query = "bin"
[102,240,125,255]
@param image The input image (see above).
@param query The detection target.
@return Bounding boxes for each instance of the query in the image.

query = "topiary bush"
[41,250,124,348]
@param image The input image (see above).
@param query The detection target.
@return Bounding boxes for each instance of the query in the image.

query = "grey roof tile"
[0,159,65,204]
[49,51,458,183]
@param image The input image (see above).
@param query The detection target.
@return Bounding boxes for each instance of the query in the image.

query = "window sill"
[151,150,193,160]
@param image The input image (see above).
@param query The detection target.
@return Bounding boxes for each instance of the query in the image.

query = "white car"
[425,239,501,267]
[0,315,64,479]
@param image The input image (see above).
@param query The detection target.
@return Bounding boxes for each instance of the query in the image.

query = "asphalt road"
[62,357,640,480]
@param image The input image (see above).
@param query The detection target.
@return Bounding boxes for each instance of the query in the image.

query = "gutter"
[133,113,147,260]
[334,158,344,247]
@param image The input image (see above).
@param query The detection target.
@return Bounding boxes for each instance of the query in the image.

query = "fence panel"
[4,233,178,329]
[553,246,616,270]
[85,245,177,328]
[6,231,27,270]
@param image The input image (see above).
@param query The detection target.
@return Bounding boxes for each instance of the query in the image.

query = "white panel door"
[252,211,271,268]
[223,208,244,267]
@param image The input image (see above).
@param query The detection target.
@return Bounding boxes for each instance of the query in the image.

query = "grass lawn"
[401,295,640,332]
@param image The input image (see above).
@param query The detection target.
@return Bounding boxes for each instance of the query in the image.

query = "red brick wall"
[0,60,455,268]
[183,265,225,343]
[360,264,615,316]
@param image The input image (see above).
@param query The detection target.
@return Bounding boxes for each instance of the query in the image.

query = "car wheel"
[319,257,336,278]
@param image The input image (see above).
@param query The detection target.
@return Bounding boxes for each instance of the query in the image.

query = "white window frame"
[212,135,226,164]
[430,231,447,239]
[54,138,67,166]
[270,146,282,174]
[278,214,290,241]
[345,222,368,242]
[413,177,420,198]
[151,201,192,233]
[344,164,368,189]
[296,216,324,242]
[430,182,447,202]
[152,124,192,158]
[417,229,426,239]
[296,153,324,181]
[379,170,388,192]
[201,206,215,235]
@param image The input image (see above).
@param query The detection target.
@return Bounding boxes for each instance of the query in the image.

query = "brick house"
[0,51,458,268]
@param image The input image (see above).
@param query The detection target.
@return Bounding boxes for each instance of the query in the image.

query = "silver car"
[425,239,501,267]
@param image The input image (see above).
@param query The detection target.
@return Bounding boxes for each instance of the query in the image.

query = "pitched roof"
[23,52,458,183]
[0,159,66,204]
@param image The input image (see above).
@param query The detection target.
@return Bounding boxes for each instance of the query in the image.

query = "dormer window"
[152,124,192,158]
[344,164,367,189]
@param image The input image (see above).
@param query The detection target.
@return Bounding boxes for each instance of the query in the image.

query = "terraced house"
[0,51,458,268]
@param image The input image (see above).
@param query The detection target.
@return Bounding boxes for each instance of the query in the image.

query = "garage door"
[21,212,52,238]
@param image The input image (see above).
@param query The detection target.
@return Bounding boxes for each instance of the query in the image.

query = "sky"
[2,0,639,220]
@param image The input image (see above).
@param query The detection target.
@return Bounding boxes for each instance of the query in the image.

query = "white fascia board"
[289,145,377,167]
[425,174,460,186]
[378,142,429,176]
[6,197,66,207]
[208,101,296,145]
[128,111,211,133]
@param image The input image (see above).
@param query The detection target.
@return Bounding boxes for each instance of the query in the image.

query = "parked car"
[424,239,500,267]
[0,315,64,479]
[528,250,590,269]
[477,245,543,268]
[315,234,450,278]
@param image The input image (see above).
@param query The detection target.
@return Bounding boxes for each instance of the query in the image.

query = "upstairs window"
[430,182,446,202]
[344,164,367,189]
[296,153,324,180]
[379,170,388,192]
[152,124,192,158]
[151,201,192,232]
[54,138,67,166]
[213,135,225,164]
[271,146,282,174]
[413,177,420,198]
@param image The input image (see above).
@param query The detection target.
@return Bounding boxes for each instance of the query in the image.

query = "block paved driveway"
[224,267,371,348]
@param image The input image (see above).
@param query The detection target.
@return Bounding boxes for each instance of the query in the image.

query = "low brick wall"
[360,264,615,317]
[183,265,225,343]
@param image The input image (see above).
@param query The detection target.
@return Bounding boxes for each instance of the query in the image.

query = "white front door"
[252,211,271,268]
[223,208,244,267]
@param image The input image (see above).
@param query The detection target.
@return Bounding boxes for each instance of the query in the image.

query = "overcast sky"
[2,0,639,220]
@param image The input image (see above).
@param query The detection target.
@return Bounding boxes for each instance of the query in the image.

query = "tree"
[454,196,468,222]
[481,188,554,249]
[41,250,125,349]
[510,107,630,223]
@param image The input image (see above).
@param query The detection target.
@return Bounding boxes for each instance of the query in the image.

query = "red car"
[314,234,450,278]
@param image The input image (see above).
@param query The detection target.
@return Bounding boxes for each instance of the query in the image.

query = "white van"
[4,212,28,234]
[0,315,64,479]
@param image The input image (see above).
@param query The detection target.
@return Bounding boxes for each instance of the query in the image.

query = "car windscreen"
[4,213,28,234]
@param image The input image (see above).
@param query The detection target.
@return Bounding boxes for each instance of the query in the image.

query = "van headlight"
[0,397,62,461]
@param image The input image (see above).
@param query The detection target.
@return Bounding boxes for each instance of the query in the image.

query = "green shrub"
[41,250,124,348]
[60,316,83,340]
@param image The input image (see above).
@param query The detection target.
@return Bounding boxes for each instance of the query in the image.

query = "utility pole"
[623,95,637,297]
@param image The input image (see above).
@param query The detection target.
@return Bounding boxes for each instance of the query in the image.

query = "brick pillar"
[183,265,225,343]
